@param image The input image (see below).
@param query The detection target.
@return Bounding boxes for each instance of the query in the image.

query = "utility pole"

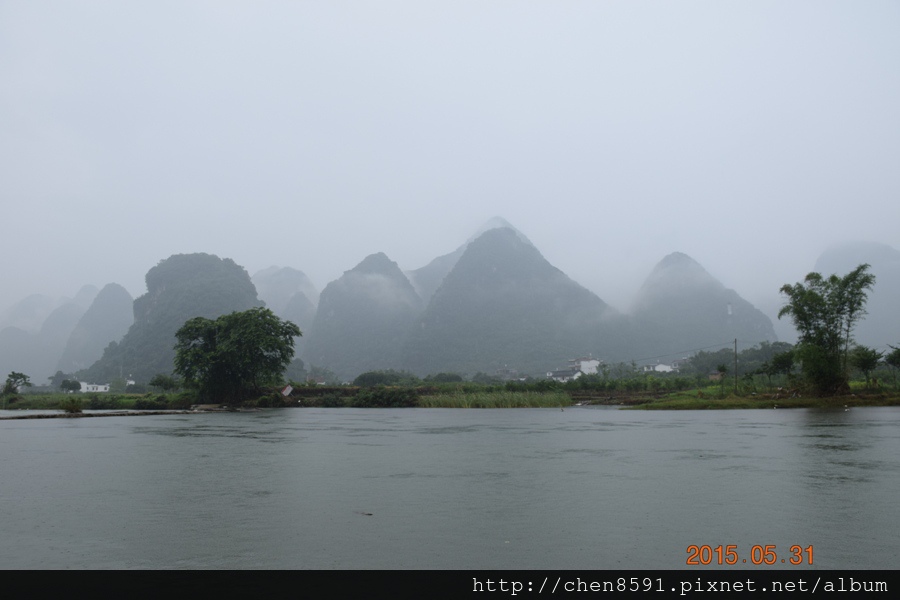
[733,338,738,395]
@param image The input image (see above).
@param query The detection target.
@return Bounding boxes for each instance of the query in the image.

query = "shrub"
[320,393,347,407]
[168,392,196,410]
[353,370,416,387]
[59,397,83,414]
[133,395,168,410]
[351,387,419,407]
[254,392,288,408]
[424,372,464,383]
[419,390,570,408]
[88,395,122,410]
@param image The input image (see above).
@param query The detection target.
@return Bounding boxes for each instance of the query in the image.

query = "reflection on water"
[1,406,898,569]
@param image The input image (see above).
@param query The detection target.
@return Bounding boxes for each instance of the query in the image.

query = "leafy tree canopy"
[352,369,420,388]
[148,374,179,393]
[778,264,876,394]
[174,308,300,403]
[49,370,74,388]
[423,372,464,383]
[849,345,883,387]
[3,372,32,395]
[885,345,900,386]
[768,349,795,378]
[886,345,900,372]
[60,379,82,393]
[305,365,341,386]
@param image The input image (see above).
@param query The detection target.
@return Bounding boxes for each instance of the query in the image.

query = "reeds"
[418,390,571,408]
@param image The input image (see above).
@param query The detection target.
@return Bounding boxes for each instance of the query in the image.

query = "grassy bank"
[1,392,194,411]
[419,390,571,408]
[6,387,900,412]
[626,389,900,410]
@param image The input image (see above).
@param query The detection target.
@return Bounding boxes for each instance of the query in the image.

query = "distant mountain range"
[301,225,779,379]
[2,220,897,385]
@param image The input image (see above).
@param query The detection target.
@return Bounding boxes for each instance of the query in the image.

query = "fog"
[2,1,898,332]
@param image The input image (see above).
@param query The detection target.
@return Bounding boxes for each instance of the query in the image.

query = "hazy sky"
[2,1,899,324]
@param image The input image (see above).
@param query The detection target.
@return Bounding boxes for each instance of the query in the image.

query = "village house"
[80,382,110,393]
[547,367,583,383]
[642,362,676,373]
[568,356,602,375]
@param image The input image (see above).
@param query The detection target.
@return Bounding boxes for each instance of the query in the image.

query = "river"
[1,406,897,569]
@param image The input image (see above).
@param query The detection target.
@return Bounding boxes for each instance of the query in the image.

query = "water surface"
[1,406,897,569]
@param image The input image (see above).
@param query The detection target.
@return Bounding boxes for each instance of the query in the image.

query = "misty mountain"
[57,283,134,373]
[404,227,619,376]
[72,284,101,309]
[281,291,317,336]
[251,266,318,355]
[407,248,466,305]
[39,302,86,356]
[303,252,423,380]
[2,221,852,386]
[0,327,38,380]
[814,241,900,349]
[407,217,533,303]
[0,303,85,385]
[79,253,261,383]
[252,266,319,313]
[628,252,777,359]
[1,294,67,334]
[0,295,91,384]
[0,286,98,335]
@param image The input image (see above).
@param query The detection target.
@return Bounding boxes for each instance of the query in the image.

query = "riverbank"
[4,387,900,414]
[0,409,199,420]
[622,391,900,410]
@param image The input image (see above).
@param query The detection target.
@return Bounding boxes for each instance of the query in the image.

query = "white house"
[569,356,603,375]
[547,368,583,383]
[642,363,676,373]
[80,382,110,393]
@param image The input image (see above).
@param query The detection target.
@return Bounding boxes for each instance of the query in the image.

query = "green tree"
[3,372,31,395]
[148,374,179,393]
[49,370,74,388]
[778,264,876,395]
[109,377,128,393]
[59,397,83,414]
[737,341,794,376]
[885,345,900,388]
[424,372,464,383]
[306,365,340,385]
[283,358,307,384]
[757,349,795,387]
[770,349,795,380]
[716,363,728,396]
[174,307,301,404]
[353,370,403,387]
[60,379,82,393]
[850,345,883,388]
[471,372,502,385]
[352,369,420,387]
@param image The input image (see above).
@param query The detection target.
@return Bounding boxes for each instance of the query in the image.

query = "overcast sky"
[2,1,898,324]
